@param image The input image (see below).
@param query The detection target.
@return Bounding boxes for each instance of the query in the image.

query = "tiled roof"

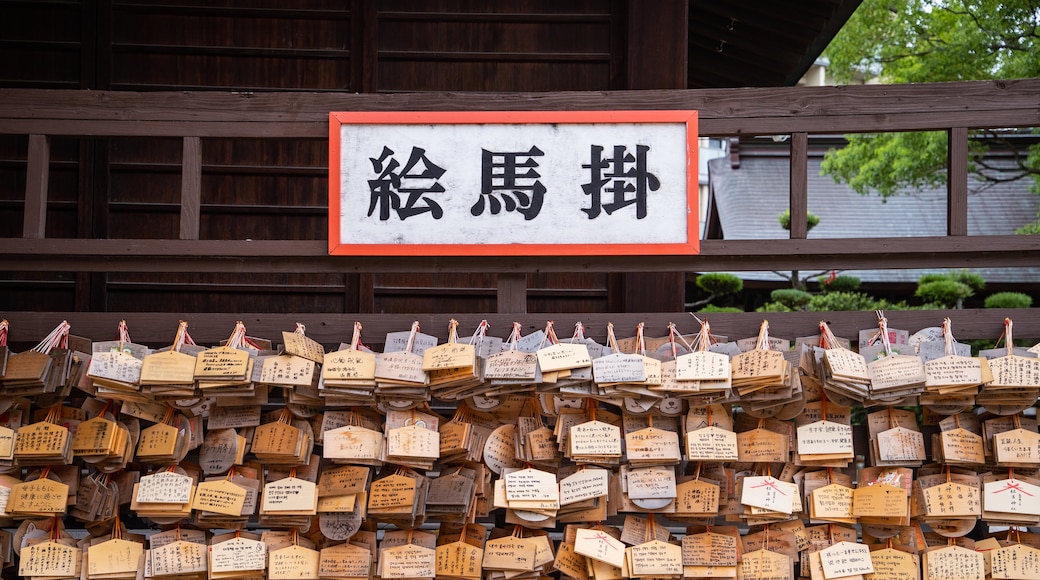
[706,155,1040,283]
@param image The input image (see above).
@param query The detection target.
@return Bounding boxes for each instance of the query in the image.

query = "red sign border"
[328,110,699,256]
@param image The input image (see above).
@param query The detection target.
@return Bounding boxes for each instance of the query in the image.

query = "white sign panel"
[329,111,698,256]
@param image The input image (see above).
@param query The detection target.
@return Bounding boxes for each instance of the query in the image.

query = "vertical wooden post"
[180,136,202,240]
[23,134,51,239]
[627,0,688,89]
[350,0,378,312]
[496,274,528,314]
[619,0,688,312]
[358,275,376,313]
[351,0,378,92]
[947,127,969,236]
[789,132,809,239]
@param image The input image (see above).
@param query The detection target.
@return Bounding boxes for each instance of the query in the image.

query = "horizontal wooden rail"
[2,80,1037,131]
[3,236,1039,273]
[1,309,1034,348]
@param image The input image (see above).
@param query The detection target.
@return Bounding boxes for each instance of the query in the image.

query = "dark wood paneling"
[0,0,86,89]
[97,133,331,310]
[627,0,686,90]
[0,272,78,312]
[109,0,353,91]
[372,273,497,314]
[104,272,350,313]
[376,0,614,92]
[0,135,29,237]
[0,136,83,239]
[528,273,611,314]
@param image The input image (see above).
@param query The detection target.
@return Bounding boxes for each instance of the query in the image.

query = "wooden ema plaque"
[626,539,683,577]
[737,549,792,580]
[319,542,372,579]
[210,536,267,576]
[922,545,984,580]
[922,481,981,518]
[853,483,909,523]
[87,537,144,577]
[269,544,320,580]
[991,543,1040,580]
[436,540,484,580]
[380,543,436,579]
[19,540,81,578]
[7,476,69,516]
[867,548,919,580]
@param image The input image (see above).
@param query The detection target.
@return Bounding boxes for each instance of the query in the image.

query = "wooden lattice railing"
[1,79,1038,332]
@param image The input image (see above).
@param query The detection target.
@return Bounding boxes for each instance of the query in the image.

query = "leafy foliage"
[695,273,744,296]
[687,273,746,311]
[756,301,793,313]
[777,210,821,232]
[915,280,974,308]
[919,269,985,291]
[807,291,885,312]
[822,0,1040,228]
[820,275,861,293]
[770,288,814,310]
[697,305,744,314]
[984,291,1033,309]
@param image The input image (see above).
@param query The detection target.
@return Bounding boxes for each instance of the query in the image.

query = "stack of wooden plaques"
[209,532,267,580]
[866,314,927,404]
[1,315,1040,580]
[2,320,78,399]
[130,467,195,522]
[194,323,255,396]
[375,322,430,402]
[84,519,145,580]
[19,522,82,580]
[251,408,313,465]
[138,321,199,400]
[14,405,73,466]
[978,319,1040,414]
[673,321,733,400]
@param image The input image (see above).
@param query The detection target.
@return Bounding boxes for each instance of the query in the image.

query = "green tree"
[984,292,1033,309]
[774,210,828,290]
[822,0,1040,230]
[916,279,973,308]
[687,273,744,310]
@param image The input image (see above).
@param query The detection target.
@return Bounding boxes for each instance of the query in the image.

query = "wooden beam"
[22,134,51,239]
[496,274,528,314]
[3,309,1034,347]
[5,110,1037,139]
[2,236,1038,273]
[2,80,1036,124]
[179,136,202,240]
[789,132,808,239]
[948,127,969,236]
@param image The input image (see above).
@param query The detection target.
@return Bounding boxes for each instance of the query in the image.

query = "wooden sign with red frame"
[329,110,698,256]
